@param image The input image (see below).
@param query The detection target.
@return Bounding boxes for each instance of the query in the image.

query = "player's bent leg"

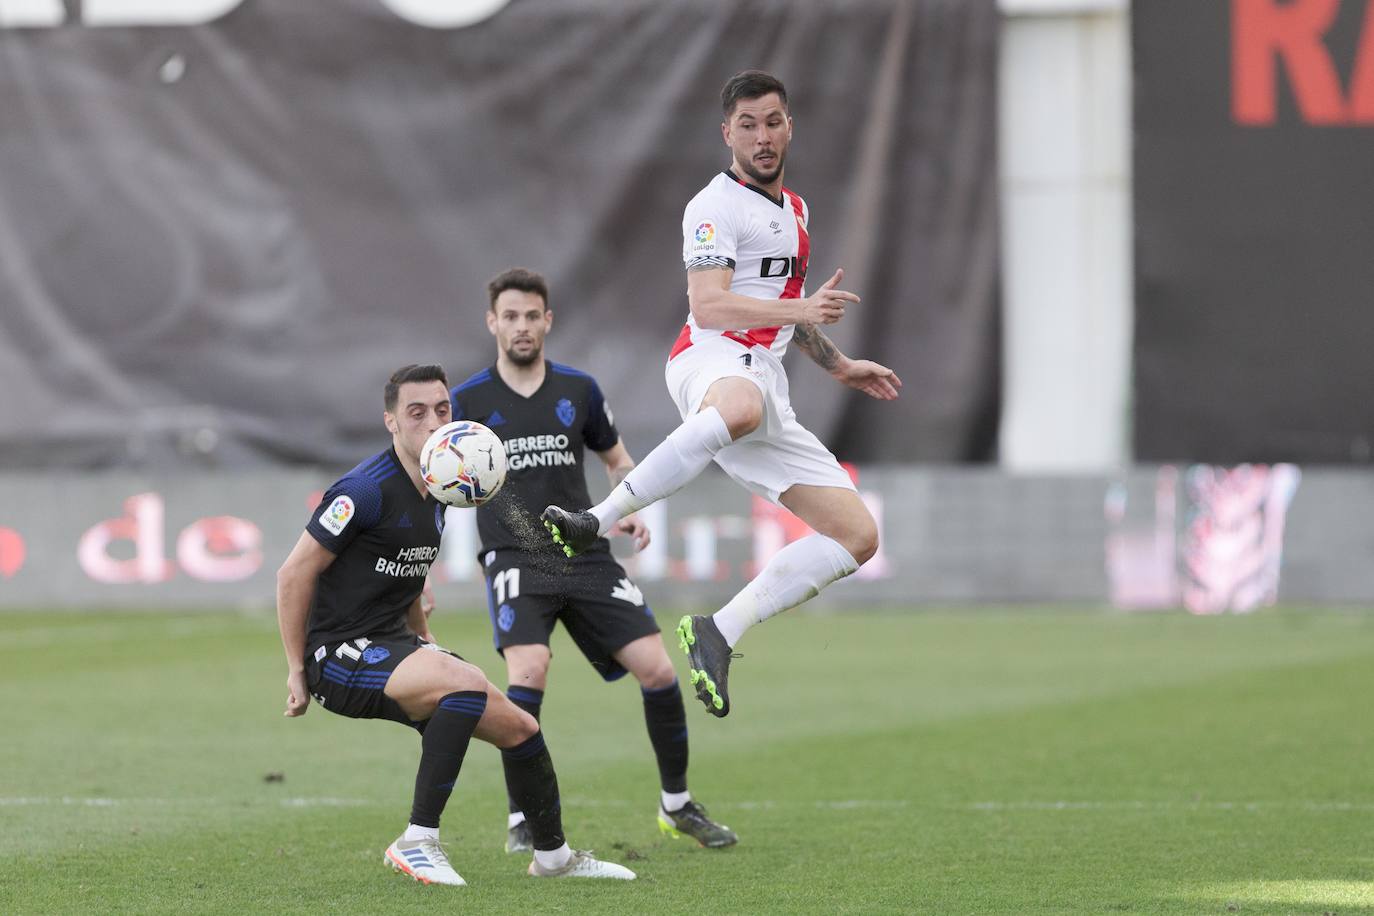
[503,643,552,692]
[500,644,552,852]
[779,484,879,566]
[381,649,490,887]
[615,636,740,848]
[384,648,489,722]
[680,486,867,717]
[699,376,764,441]
[546,381,747,556]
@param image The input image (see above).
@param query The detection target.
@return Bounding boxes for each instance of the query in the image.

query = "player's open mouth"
[755,154,776,166]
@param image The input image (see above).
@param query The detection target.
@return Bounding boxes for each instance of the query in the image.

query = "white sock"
[661,789,692,812]
[712,534,859,647]
[403,823,440,841]
[533,842,573,870]
[589,407,733,535]
[507,811,526,829]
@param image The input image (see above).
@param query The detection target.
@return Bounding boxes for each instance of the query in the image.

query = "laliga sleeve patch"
[689,220,717,254]
[319,495,355,536]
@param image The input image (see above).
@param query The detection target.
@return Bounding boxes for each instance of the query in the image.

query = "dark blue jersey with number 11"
[451,361,619,560]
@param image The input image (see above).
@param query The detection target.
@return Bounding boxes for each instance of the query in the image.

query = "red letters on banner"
[1232,0,1374,125]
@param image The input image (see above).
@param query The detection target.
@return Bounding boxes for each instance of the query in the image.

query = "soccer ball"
[419,421,507,508]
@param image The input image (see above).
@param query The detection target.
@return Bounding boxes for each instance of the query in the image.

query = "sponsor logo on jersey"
[498,603,515,632]
[556,398,575,428]
[397,513,412,528]
[434,503,446,533]
[362,646,391,665]
[760,256,806,279]
[314,645,327,663]
[611,577,644,606]
[603,401,614,426]
[373,545,440,578]
[319,495,355,536]
[486,410,506,426]
[505,433,576,471]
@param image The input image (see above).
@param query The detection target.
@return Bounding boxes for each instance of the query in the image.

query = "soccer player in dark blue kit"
[448,268,737,852]
[275,364,634,887]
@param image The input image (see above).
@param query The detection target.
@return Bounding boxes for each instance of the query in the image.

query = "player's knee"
[442,659,487,696]
[717,399,762,440]
[636,659,678,691]
[509,707,540,743]
[848,517,879,567]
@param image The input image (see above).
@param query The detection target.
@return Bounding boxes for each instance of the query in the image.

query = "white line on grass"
[966,800,1374,812]
[11,797,1366,813]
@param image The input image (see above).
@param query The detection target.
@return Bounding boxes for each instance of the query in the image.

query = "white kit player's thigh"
[664,338,784,437]
[712,414,857,505]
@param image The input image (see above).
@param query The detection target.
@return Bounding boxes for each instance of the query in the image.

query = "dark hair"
[384,364,448,411]
[487,267,549,311]
[721,70,788,118]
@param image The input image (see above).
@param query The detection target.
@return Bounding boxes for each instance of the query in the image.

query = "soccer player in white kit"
[542,70,901,717]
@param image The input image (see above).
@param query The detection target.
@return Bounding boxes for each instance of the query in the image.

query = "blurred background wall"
[1,0,1370,609]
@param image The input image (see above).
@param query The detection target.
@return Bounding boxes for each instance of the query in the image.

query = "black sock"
[642,679,689,796]
[504,686,544,815]
[409,690,487,829]
[501,731,565,851]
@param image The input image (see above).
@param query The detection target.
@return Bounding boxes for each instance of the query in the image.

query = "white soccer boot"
[527,849,636,880]
[384,836,466,886]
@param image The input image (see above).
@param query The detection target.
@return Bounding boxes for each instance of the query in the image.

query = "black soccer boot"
[658,800,739,848]
[541,505,600,557]
[676,615,736,718]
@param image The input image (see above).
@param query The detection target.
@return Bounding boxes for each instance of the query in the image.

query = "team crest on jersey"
[319,495,354,536]
[555,398,575,428]
[498,603,515,632]
[362,646,390,665]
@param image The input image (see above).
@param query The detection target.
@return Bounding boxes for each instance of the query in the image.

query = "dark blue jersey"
[451,361,618,559]
[303,447,445,649]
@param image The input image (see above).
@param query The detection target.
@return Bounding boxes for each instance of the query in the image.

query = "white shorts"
[664,338,856,504]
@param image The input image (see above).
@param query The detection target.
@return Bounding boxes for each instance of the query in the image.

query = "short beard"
[739,152,785,186]
[504,344,541,367]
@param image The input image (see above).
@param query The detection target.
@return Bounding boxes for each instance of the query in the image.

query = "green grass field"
[3,607,1374,914]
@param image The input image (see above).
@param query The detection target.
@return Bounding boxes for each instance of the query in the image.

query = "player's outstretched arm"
[276,532,336,717]
[687,266,858,330]
[596,440,651,552]
[791,322,902,401]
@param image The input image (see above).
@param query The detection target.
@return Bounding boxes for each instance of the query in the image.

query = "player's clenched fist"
[284,669,310,717]
[798,268,859,325]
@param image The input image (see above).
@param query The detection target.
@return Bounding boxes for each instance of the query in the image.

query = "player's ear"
[485,309,497,336]
[383,411,398,435]
[721,119,730,146]
[544,309,553,331]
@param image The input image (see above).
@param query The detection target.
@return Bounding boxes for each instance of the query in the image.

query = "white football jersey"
[672,170,810,361]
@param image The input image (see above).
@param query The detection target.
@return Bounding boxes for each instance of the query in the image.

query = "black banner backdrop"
[0,0,998,470]
[1133,0,1374,463]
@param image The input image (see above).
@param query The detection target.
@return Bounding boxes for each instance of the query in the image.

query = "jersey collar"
[491,360,549,400]
[724,169,785,208]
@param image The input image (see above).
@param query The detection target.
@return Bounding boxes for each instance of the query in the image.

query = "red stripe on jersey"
[781,188,809,301]
[669,322,694,359]
[737,188,808,350]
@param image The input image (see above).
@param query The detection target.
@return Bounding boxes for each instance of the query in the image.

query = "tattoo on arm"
[791,322,843,371]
